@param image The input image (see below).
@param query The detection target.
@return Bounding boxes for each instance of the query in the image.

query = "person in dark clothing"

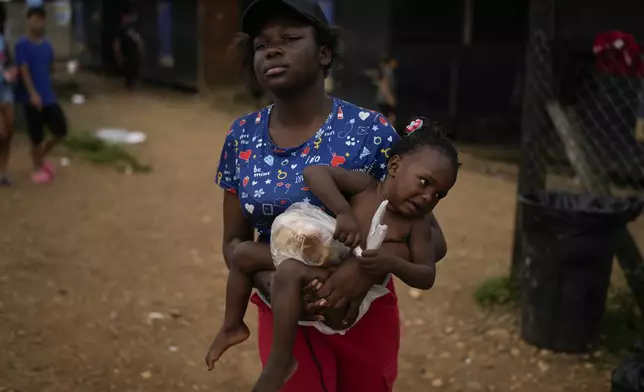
[113,12,143,89]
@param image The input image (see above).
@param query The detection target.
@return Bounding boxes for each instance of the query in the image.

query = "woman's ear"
[319,45,332,67]
[387,155,401,177]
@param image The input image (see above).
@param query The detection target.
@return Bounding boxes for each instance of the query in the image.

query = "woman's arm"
[315,255,385,310]
[222,191,276,298]
[303,166,373,216]
[222,191,323,314]
[317,216,444,314]
[222,191,255,269]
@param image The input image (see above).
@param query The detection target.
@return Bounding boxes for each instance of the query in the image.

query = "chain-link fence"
[520,31,644,198]
[514,30,644,313]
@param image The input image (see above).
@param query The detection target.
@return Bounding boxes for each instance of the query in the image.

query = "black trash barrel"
[519,192,641,353]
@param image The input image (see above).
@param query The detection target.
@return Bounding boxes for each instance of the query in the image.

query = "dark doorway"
[391,0,528,142]
[391,0,464,126]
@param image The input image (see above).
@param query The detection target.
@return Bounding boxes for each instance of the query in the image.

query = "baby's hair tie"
[405,119,424,134]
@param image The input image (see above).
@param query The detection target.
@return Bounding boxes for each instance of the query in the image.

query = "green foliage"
[600,288,644,356]
[474,276,520,308]
[63,132,151,173]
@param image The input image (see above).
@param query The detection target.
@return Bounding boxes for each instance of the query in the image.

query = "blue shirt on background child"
[14,37,56,106]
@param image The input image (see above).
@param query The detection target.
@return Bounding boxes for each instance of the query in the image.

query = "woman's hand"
[301,278,328,322]
[315,255,382,311]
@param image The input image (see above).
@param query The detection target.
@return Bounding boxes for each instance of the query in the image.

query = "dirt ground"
[0,82,625,392]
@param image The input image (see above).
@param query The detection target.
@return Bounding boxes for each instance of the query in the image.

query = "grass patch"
[474,276,643,366]
[599,288,644,356]
[475,276,642,359]
[474,276,520,308]
[63,132,151,173]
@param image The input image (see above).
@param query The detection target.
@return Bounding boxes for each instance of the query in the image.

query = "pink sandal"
[31,169,53,184]
[42,161,57,176]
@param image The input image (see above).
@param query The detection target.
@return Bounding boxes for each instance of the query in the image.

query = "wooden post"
[447,0,473,133]
[614,231,644,313]
[510,0,553,282]
[196,0,205,93]
[199,0,240,88]
[546,102,609,195]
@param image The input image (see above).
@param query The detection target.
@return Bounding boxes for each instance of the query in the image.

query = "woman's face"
[252,16,331,94]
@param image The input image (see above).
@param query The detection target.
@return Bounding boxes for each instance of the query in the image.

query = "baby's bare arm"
[429,212,447,262]
[389,215,437,290]
[303,166,375,216]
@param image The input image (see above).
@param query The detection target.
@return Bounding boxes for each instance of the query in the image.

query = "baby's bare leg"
[252,259,329,392]
[205,260,252,370]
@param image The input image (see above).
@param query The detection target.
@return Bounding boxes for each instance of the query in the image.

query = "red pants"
[252,281,400,392]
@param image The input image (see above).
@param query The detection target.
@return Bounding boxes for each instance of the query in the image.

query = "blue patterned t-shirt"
[216,98,400,242]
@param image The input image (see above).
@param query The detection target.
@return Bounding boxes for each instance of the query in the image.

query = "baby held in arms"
[206,118,460,392]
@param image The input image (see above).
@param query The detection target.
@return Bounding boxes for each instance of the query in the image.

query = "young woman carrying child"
[207,118,459,392]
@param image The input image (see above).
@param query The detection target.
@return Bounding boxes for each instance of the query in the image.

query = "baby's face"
[387,148,457,217]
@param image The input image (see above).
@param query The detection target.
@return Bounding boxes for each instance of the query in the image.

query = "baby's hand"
[334,211,361,249]
[358,249,397,277]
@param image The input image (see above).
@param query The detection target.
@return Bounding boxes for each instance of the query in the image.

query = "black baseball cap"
[241,0,329,36]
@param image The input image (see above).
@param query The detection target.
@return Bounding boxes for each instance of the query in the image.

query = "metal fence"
[514,30,644,312]
[519,31,644,198]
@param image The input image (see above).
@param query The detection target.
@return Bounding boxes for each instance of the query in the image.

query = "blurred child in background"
[375,55,398,127]
[113,8,144,89]
[15,6,68,184]
[0,16,17,186]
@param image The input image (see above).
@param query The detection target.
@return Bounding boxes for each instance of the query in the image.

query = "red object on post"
[593,31,644,77]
